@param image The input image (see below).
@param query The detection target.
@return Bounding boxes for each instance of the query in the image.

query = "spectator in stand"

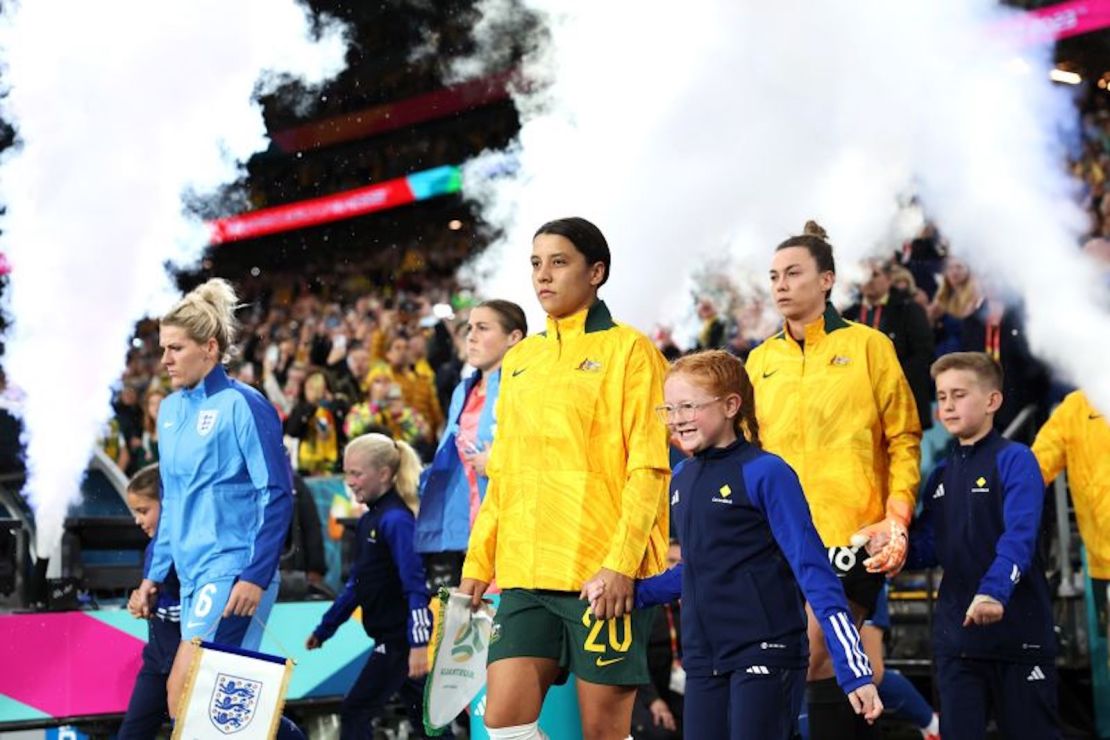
[434,319,471,416]
[329,341,371,406]
[115,383,144,444]
[131,385,166,471]
[887,265,930,310]
[376,332,443,457]
[416,299,526,590]
[346,369,429,447]
[897,224,946,301]
[284,370,340,475]
[927,256,981,357]
[694,297,726,350]
[99,416,131,474]
[653,326,683,363]
[959,289,1049,439]
[845,260,935,430]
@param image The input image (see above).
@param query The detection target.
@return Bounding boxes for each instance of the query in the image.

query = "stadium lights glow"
[448,219,463,230]
[1049,68,1082,85]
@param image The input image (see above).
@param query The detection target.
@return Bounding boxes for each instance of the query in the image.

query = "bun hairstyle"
[161,278,241,362]
[775,220,837,298]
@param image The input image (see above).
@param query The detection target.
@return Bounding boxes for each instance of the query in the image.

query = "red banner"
[208,177,415,244]
[271,70,513,153]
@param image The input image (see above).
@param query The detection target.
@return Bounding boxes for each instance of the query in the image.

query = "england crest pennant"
[173,639,293,739]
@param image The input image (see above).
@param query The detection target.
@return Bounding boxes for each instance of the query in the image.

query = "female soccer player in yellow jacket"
[459,217,670,740]
[746,221,921,739]
[1032,390,1110,580]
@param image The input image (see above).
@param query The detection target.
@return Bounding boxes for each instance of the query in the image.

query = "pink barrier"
[0,612,143,718]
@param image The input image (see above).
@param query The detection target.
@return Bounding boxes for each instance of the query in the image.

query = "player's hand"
[579,577,606,610]
[458,578,490,611]
[963,594,1004,627]
[463,449,490,477]
[409,646,429,678]
[847,683,883,724]
[135,579,159,619]
[128,587,150,618]
[305,634,322,650]
[585,568,634,619]
[649,698,677,730]
[853,517,909,576]
[223,580,264,618]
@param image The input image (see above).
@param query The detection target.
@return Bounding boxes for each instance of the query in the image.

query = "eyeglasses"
[654,397,721,424]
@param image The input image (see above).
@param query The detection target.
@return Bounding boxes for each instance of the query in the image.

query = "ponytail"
[344,433,424,513]
[393,440,422,512]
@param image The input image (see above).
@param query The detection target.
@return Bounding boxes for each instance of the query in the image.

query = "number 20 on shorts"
[581,607,632,653]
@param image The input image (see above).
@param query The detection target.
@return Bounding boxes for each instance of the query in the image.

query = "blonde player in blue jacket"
[134,279,296,733]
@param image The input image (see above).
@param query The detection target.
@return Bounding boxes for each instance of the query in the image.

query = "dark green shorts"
[488,589,656,686]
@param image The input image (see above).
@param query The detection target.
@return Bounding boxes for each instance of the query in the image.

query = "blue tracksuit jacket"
[637,439,872,693]
[147,365,293,596]
[416,368,500,553]
[313,489,433,647]
[907,430,1055,661]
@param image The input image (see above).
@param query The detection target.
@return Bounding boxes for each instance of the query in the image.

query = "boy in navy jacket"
[907,352,1058,739]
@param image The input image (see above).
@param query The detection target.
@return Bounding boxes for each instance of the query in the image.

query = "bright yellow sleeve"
[869,333,922,520]
[602,338,670,577]
[1031,394,1072,485]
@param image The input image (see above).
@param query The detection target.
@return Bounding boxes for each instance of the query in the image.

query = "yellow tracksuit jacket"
[1032,390,1110,579]
[746,304,922,546]
[462,301,671,590]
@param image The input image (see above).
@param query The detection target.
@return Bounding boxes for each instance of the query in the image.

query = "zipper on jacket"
[686,460,720,674]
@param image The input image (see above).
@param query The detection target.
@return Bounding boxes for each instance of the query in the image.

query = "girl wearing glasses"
[458,217,671,740]
[746,221,921,740]
[595,350,880,739]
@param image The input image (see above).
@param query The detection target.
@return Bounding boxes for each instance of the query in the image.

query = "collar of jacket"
[543,300,616,338]
[183,364,231,399]
[776,302,849,346]
[366,487,400,514]
[951,427,1001,458]
[693,436,749,461]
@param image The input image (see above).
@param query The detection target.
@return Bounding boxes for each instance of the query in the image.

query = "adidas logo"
[933,483,945,499]
[1027,665,1047,682]
[671,489,680,505]
[745,665,771,675]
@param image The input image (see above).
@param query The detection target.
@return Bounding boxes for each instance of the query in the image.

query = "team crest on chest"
[197,410,219,436]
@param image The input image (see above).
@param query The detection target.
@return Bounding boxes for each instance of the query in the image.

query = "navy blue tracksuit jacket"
[314,489,433,646]
[908,430,1055,661]
[637,439,872,693]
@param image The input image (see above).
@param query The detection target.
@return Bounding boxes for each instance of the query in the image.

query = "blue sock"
[276,715,306,740]
[878,669,934,728]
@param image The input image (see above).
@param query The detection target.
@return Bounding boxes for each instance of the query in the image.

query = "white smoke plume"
[460,0,1110,411]
[0,0,346,557]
